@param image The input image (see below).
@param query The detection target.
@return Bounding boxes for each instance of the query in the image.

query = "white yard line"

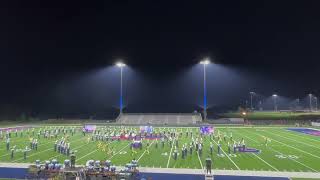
[1,133,83,158]
[232,130,279,171]
[0,152,14,158]
[0,138,58,158]
[166,141,175,168]
[251,153,278,171]
[269,146,318,173]
[110,142,131,159]
[50,142,89,160]
[196,151,204,170]
[259,132,320,160]
[211,138,240,170]
[12,148,52,163]
[265,131,320,150]
[137,141,154,162]
[242,128,320,172]
[284,129,320,143]
[77,141,115,161]
[12,136,85,162]
[0,138,33,148]
[77,150,97,161]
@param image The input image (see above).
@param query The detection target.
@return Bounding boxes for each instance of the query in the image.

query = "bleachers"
[117,113,202,125]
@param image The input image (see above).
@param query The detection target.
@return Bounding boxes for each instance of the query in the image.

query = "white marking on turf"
[269,146,318,173]
[260,132,320,160]
[242,128,320,172]
[166,140,175,168]
[77,150,97,161]
[12,136,85,162]
[12,148,52,163]
[244,128,320,161]
[231,129,280,171]
[211,138,240,170]
[196,151,204,170]
[137,141,154,162]
[50,142,89,161]
[110,142,131,159]
[266,131,320,150]
[251,153,278,171]
[283,129,320,143]
[77,141,116,161]
[0,138,59,158]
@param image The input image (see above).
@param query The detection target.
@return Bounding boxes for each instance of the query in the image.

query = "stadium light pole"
[272,94,278,112]
[200,58,210,121]
[309,93,313,112]
[296,98,300,110]
[249,91,255,111]
[315,97,318,111]
[116,62,126,115]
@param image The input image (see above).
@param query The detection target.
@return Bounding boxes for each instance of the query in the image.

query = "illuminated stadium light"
[199,57,211,121]
[116,62,126,67]
[115,61,126,114]
[309,93,313,111]
[199,58,210,65]
[272,94,278,112]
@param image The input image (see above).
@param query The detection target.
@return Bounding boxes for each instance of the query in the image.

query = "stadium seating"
[117,113,202,125]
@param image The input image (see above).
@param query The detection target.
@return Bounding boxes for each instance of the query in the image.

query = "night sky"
[1,1,320,119]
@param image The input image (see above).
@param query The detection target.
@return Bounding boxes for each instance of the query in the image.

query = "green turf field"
[0,126,319,172]
[222,111,320,120]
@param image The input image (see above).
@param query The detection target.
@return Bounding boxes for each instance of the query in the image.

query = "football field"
[0,126,319,172]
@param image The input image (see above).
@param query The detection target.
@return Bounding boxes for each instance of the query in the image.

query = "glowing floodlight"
[115,61,126,115]
[200,58,210,65]
[116,62,126,68]
[199,57,211,121]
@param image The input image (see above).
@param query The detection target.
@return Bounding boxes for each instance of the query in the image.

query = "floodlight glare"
[200,58,210,65]
[199,57,210,121]
[116,62,126,67]
[272,94,277,97]
[115,61,126,115]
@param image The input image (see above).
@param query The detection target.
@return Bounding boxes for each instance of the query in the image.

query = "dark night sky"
[1,1,320,119]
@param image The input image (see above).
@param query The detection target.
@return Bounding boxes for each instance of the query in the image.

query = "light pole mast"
[272,94,278,112]
[250,92,255,111]
[315,97,318,111]
[200,58,210,121]
[116,62,126,115]
[309,94,313,112]
[120,66,123,114]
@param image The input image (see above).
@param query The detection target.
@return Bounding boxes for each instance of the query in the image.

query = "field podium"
[205,173,214,180]
[204,169,214,180]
